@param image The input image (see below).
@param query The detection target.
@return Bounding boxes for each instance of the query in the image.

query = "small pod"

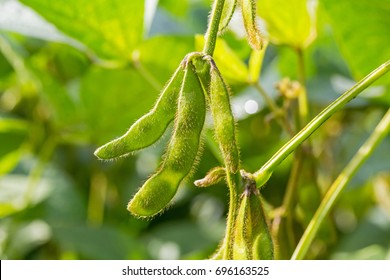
[128,62,206,217]
[241,0,264,50]
[94,65,184,159]
[232,181,274,260]
[209,60,240,173]
[218,0,238,34]
[194,167,226,187]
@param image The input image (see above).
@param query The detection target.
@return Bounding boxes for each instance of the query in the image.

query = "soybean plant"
[95,0,390,260]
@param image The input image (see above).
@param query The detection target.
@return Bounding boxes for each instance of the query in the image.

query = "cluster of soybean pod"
[94,0,274,260]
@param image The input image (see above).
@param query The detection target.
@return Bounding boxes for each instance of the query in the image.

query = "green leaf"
[159,0,190,18]
[0,118,29,175]
[137,35,194,84]
[248,41,268,83]
[20,0,145,60]
[257,0,317,49]
[0,174,52,218]
[321,0,390,84]
[53,225,147,259]
[80,67,156,144]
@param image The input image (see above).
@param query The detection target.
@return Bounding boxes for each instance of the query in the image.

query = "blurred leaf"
[321,0,390,85]
[28,45,88,127]
[195,34,249,85]
[53,225,147,259]
[257,0,317,49]
[331,207,390,260]
[3,220,52,259]
[0,174,52,218]
[20,0,145,60]
[0,50,13,76]
[0,118,29,175]
[146,220,219,259]
[137,35,194,84]
[159,0,189,18]
[0,0,80,47]
[248,41,268,83]
[80,66,157,144]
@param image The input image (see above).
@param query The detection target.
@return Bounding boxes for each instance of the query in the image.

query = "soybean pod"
[209,59,240,173]
[218,0,238,34]
[232,181,274,260]
[128,61,206,217]
[241,0,264,50]
[94,65,185,160]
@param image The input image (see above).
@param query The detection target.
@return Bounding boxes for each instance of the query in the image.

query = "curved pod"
[128,62,206,217]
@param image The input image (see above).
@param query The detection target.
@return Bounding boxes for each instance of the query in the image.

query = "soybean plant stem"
[224,171,240,259]
[203,0,225,56]
[292,108,390,260]
[253,82,294,135]
[24,136,57,207]
[253,60,390,184]
[296,48,309,127]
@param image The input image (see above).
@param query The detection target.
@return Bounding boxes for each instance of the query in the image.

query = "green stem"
[296,48,309,127]
[291,108,390,260]
[254,81,280,114]
[223,171,240,259]
[24,137,57,206]
[253,82,294,135]
[203,0,225,56]
[253,60,390,185]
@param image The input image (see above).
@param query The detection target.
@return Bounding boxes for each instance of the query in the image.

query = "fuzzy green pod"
[128,62,206,217]
[232,182,274,260]
[94,65,184,159]
[209,60,240,173]
[241,0,264,50]
[218,0,238,34]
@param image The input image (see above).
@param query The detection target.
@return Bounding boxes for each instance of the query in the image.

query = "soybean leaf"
[0,174,52,218]
[0,118,29,175]
[159,0,189,18]
[137,35,194,84]
[0,0,80,48]
[321,0,390,85]
[52,225,147,259]
[257,0,317,49]
[19,0,145,60]
[79,67,156,144]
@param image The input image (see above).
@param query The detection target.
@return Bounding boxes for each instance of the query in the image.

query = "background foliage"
[0,0,389,259]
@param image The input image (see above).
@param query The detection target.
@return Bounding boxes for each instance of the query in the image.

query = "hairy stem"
[292,108,390,260]
[203,0,225,56]
[253,60,390,185]
[224,171,240,259]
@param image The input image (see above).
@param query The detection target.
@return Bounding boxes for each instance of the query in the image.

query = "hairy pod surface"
[218,0,238,34]
[128,62,206,217]
[94,65,184,159]
[232,182,274,260]
[241,0,264,50]
[209,60,240,173]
